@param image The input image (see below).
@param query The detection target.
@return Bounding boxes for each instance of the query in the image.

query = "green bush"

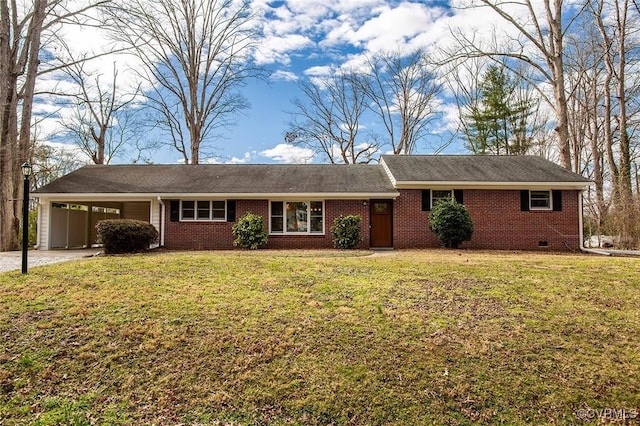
[331,214,363,249]
[232,212,268,249]
[96,219,159,254]
[429,200,473,248]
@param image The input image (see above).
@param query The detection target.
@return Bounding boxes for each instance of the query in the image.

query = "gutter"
[157,196,165,247]
[577,189,611,256]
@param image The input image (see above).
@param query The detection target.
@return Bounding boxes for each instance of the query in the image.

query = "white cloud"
[202,151,256,164]
[254,34,314,65]
[271,70,299,82]
[304,65,333,77]
[260,144,315,163]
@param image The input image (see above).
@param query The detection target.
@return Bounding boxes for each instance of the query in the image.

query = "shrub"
[232,212,268,249]
[96,219,158,254]
[331,214,363,249]
[429,200,473,248]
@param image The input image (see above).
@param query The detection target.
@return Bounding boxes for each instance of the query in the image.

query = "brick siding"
[394,189,581,251]
[163,189,581,251]
[163,199,370,250]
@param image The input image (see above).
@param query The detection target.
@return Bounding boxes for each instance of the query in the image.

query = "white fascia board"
[36,193,160,202]
[36,192,400,200]
[393,181,591,190]
[170,192,401,199]
[379,157,397,186]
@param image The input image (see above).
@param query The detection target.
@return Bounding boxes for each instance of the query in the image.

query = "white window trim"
[180,200,227,222]
[529,190,552,211]
[269,200,325,235]
[431,189,453,206]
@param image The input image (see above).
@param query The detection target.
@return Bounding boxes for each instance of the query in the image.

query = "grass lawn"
[0,250,639,425]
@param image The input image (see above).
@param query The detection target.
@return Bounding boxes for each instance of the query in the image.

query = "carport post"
[21,162,32,274]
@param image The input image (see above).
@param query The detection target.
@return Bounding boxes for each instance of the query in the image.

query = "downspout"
[578,188,611,256]
[157,197,165,247]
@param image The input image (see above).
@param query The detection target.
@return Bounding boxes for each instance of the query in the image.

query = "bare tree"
[590,0,640,246]
[563,16,609,237]
[107,0,262,164]
[442,56,487,152]
[30,142,85,191]
[0,0,108,251]
[58,61,143,164]
[286,70,378,164]
[449,0,582,170]
[363,49,441,155]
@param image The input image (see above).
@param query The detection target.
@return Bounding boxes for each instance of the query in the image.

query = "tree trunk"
[0,0,47,251]
[544,0,572,170]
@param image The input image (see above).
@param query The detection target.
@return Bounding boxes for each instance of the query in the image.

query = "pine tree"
[464,65,534,155]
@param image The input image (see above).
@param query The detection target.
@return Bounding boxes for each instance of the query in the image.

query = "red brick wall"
[393,189,582,251]
[162,190,582,251]
[163,199,370,250]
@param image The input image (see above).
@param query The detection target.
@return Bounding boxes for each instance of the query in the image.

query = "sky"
[35,0,546,165]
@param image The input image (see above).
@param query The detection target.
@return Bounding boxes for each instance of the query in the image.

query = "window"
[431,190,453,207]
[529,190,551,210]
[212,201,226,220]
[92,206,120,215]
[270,201,284,232]
[270,201,324,234]
[180,200,226,221]
[374,202,389,213]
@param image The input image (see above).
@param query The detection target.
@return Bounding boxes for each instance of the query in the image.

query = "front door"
[370,200,393,248]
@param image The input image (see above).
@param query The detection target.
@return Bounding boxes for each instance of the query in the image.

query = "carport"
[39,199,156,250]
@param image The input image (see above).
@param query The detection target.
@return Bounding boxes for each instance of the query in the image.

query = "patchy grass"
[0,250,638,425]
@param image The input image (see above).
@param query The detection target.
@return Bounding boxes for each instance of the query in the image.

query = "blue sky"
[191,0,459,164]
[37,0,545,165]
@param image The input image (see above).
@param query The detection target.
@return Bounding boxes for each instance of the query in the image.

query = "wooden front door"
[370,200,393,248]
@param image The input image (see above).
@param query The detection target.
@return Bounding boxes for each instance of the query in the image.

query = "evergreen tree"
[464,65,534,155]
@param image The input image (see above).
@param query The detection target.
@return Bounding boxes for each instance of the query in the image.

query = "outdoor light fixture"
[21,161,32,274]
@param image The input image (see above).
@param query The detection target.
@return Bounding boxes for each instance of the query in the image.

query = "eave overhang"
[393,181,591,190]
[35,191,401,201]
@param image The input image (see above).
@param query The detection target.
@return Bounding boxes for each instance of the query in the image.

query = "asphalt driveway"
[0,249,100,273]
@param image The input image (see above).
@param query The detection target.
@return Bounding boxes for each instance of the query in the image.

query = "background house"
[34,155,590,251]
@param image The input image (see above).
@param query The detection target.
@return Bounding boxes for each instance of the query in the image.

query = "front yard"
[0,250,638,425]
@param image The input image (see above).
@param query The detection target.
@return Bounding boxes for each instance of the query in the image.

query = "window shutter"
[169,200,180,221]
[552,190,562,211]
[227,200,236,222]
[421,190,431,211]
[454,189,464,204]
[520,190,530,212]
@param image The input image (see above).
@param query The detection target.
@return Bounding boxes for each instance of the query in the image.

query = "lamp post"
[21,161,32,274]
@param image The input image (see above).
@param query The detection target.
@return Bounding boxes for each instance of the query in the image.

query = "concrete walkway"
[0,249,101,273]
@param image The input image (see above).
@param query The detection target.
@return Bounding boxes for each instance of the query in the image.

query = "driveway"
[0,249,101,273]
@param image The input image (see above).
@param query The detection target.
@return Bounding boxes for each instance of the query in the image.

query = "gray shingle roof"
[381,155,590,184]
[35,164,398,195]
[35,155,590,196]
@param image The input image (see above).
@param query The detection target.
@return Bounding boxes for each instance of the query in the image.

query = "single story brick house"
[33,155,591,251]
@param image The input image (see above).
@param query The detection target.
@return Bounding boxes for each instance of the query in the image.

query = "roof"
[35,163,398,197]
[381,155,590,188]
[35,155,591,198]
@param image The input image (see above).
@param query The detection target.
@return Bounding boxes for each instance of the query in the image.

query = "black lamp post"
[21,161,32,274]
